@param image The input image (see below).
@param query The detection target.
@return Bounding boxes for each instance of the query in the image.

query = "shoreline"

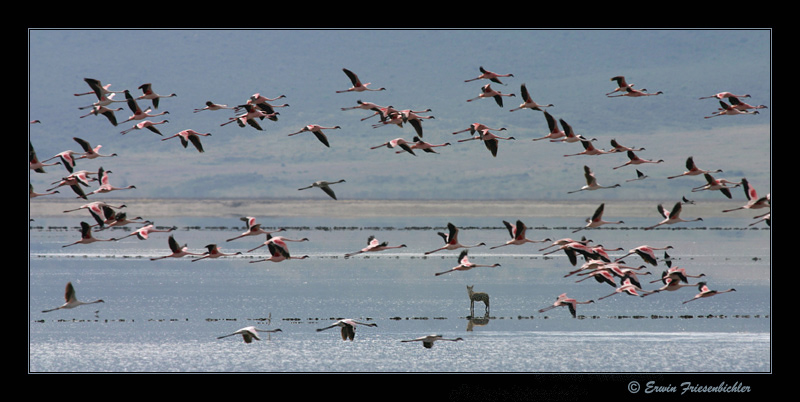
[29,197,749,219]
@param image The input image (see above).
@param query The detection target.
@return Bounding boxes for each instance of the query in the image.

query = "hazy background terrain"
[28,29,771,203]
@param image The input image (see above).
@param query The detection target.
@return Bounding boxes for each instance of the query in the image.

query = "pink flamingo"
[246,233,309,253]
[490,219,550,249]
[288,124,341,148]
[63,201,126,227]
[298,180,346,200]
[86,167,136,196]
[371,137,417,156]
[466,83,516,107]
[73,137,118,160]
[29,184,59,198]
[643,277,698,296]
[137,83,176,109]
[573,203,624,233]
[452,123,507,136]
[425,222,486,255]
[150,235,206,261]
[345,235,407,258]
[704,100,760,118]
[221,104,277,130]
[551,119,596,143]
[575,268,617,287]
[538,293,595,318]
[191,244,242,262]
[648,267,706,285]
[217,326,282,343]
[613,150,664,169]
[161,129,212,153]
[727,96,767,111]
[598,276,656,299]
[341,99,385,112]
[607,87,663,98]
[29,142,60,173]
[539,237,592,252]
[227,217,286,242]
[563,139,613,157]
[699,92,751,100]
[42,150,82,173]
[510,83,553,112]
[691,173,741,198]
[644,202,703,230]
[434,249,501,276]
[722,178,770,213]
[244,93,289,117]
[403,137,451,154]
[531,111,565,141]
[116,222,176,241]
[96,211,147,230]
[79,105,123,126]
[401,334,464,348]
[626,169,649,182]
[568,166,620,194]
[62,221,117,248]
[119,90,169,124]
[316,319,377,341]
[458,129,516,157]
[336,68,385,93]
[615,245,674,266]
[608,139,645,153]
[605,76,634,96]
[120,119,169,135]
[667,156,723,179]
[194,101,235,113]
[42,281,104,313]
[682,282,736,304]
[249,240,309,263]
[464,66,514,85]
[74,78,125,98]
[543,240,600,266]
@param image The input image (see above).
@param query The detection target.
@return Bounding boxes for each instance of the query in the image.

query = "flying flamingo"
[568,166,620,194]
[360,105,398,122]
[249,241,309,263]
[73,137,117,160]
[403,137,451,154]
[434,249,501,276]
[573,203,624,233]
[246,233,309,253]
[29,142,60,173]
[219,104,273,130]
[116,222,176,241]
[691,173,741,198]
[42,150,82,173]
[316,318,377,341]
[398,109,435,137]
[531,111,565,141]
[490,219,550,249]
[96,211,147,230]
[401,334,464,348]
[607,87,663,97]
[643,276,698,296]
[425,222,486,255]
[287,124,341,148]
[194,101,235,113]
[722,178,770,213]
[77,91,126,111]
[150,235,205,261]
[371,138,417,156]
[604,266,652,289]
[341,99,385,112]
[227,217,286,242]
[543,240,601,266]
[727,96,767,111]
[217,326,282,343]
[191,244,243,262]
[137,83,176,109]
[682,282,736,304]
[74,78,125,98]
[298,179,346,200]
[551,119,596,143]
[345,235,407,258]
[452,123,507,136]
[336,68,385,93]
[563,139,613,157]
[615,245,674,266]
[598,276,656,299]
[613,150,664,169]
[704,100,760,118]
[667,156,723,179]
[626,169,648,182]
[644,202,703,230]
[120,119,169,135]
[42,282,104,313]
[608,139,645,153]
[464,66,514,85]
[86,167,136,196]
[119,89,169,124]
[538,293,595,318]
[575,268,617,287]
[458,129,516,157]
[79,105,123,126]
[161,129,212,153]
[466,83,516,107]
[605,76,634,96]
[539,236,592,252]
[648,267,706,285]
[63,201,126,227]
[699,92,751,100]
[510,83,553,112]
[62,221,117,247]
[243,93,289,117]
[749,212,771,227]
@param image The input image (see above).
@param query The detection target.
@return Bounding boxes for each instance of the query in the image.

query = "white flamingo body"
[336,68,385,93]
[62,221,116,247]
[598,277,656,299]
[704,100,760,118]
[607,87,663,97]
[217,326,282,343]
[615,245,674,266]
[151,235,204,260]
[568,165,620,193]
[120,90,169,124]
[192,244,242,262]
[464,66,514,84]
[532,111,565,141]
[316,319,377,340]
[606,76,634,96]
[613,150,664,169]
[645,202,703,230]
[161,129,211,153]
[538,293,594,318]
[401,334,464,348]
[73,137,117,160]
[288,124,341,148]
[434,249,501,276]
[79,105,123,126]
[425,222,486,255]
[404,137,451,154]
[573,203,624,233]
[490,219,550,249]
[466,83,516,107]
[298,179,346,200]
[227,217,286,242]
[117,222,176,241]
[510,83,553,112]
[137,83,176,109]
[194,101,234,113]
[42,282,104,313]
[682,282,736,304]
[458,129,516,157]
[722,178,770,213]
[345,235,406,258]
[691,173,741,198]
[667,156,722,179]
[120,119,169,135]
[86,167,136,196]
[249,240,309,263]
[371,137,417,156]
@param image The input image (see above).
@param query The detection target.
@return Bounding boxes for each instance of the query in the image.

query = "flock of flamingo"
[31,66,769,346]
